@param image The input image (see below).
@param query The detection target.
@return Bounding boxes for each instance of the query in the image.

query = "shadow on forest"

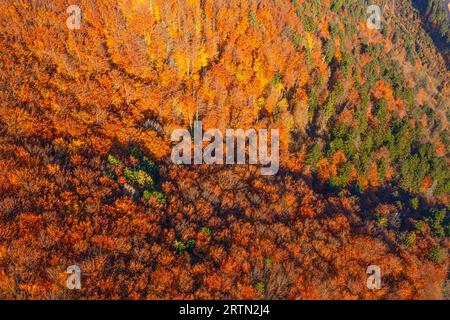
[164,161,446,252]
[411,0,450,69]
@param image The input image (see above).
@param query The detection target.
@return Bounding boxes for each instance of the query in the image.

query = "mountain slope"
[0,0,448,299]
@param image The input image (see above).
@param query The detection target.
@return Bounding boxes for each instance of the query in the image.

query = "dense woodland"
[0,0,448,299]
[413,0,449,66]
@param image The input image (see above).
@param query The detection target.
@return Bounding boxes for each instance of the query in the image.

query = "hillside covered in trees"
[0,0,448,299]
[413,0,450,66]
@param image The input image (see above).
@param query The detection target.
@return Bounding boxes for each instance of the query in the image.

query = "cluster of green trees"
[413,0,450,66]
[106,146,165,203]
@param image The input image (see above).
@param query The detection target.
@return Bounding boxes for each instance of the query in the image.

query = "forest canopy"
[0,0,448,299]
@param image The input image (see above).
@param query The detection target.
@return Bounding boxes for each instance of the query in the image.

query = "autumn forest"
[0,0,448,299]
